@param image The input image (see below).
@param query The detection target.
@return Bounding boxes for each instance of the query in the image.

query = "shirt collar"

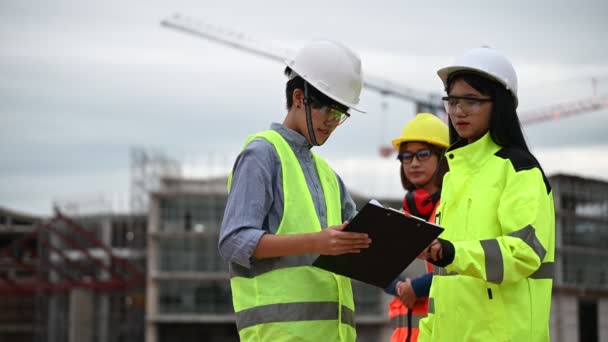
[270,122,313,154]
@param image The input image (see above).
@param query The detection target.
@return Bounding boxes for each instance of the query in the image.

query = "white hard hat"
[437,47,518,107]
[285,40,365,113]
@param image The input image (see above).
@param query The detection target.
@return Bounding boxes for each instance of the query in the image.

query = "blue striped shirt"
[218,123,357,268]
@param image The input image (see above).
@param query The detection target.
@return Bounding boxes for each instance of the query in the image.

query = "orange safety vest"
[388,201,439,342]
[388,262,432,342]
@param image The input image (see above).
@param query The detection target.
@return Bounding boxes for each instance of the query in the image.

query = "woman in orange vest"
[384,113,449,342]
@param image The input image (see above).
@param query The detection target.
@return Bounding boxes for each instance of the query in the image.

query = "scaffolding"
[0,210,147,342]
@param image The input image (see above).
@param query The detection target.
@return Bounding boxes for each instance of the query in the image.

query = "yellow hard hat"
[391,113,449,150]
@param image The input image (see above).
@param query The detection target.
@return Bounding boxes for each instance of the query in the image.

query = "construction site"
[2,162,608,341]
[2,6,608,342]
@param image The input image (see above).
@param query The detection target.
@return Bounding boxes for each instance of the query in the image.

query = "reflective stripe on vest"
[391,312,426,329]
[229,253,317,278]
[228,130,355,341]
[236,301,355,331]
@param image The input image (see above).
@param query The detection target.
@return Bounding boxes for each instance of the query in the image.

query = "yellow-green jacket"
[419,133,555,342]
[228,130,356,342]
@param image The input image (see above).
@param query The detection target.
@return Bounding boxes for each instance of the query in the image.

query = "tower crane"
[160,13,443,114]
[519,95,608,125]
[161,14,607,157]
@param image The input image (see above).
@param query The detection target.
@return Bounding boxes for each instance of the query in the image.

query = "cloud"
[535,145,608,181]
[1,0,607,215]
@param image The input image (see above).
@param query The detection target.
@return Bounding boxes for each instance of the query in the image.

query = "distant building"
[42,213,147,342]
[146,177,235,342]
[0,207,146,342]
[550,174,608,342]
[0,207,42,342]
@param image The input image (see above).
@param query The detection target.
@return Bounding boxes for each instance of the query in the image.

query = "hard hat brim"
[391,137,450,150]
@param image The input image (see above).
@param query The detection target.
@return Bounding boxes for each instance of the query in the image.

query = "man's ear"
[292,88,304,108]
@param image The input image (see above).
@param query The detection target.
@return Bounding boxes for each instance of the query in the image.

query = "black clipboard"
[312,201,444,288]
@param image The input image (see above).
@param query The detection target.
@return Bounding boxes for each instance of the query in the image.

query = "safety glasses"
[397,148,433,164]
[442,96,493,115]
[305,96,351,125]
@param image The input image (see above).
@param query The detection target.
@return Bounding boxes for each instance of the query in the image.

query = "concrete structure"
[0,207,147,342]
[47,213,147,342]
[0,207,42,342]
[146,177,236,342]
[550,174,608,342]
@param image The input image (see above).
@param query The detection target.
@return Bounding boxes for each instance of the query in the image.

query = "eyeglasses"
[320,106,351,125]
[397,148,433,164]
[442,96,493,114]
[305,96,351,125]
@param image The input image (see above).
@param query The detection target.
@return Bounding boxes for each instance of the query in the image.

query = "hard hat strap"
[304,82,320,146]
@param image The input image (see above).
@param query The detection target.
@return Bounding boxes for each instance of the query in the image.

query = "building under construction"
[550,174,608,342]
[0,208,147,342]
[2,173,607,341]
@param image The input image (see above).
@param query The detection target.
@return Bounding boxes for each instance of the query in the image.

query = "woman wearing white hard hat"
[219,40,370,341]
[418,47,555,341]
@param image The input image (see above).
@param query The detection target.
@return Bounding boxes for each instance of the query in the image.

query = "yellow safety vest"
[228,130,356,342]
[419,133,555,342]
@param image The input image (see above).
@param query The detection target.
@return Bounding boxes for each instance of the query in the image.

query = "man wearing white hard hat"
[219,40,371,341]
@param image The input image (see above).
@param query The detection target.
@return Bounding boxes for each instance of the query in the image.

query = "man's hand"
[396,278,417,309]
[315,221,371,255]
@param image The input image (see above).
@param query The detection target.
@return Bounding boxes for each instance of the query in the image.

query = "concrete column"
[378,292,393,341]
[551,293,578,342]
[96,217,112,342]
[599,297,608,342]
[69,288,94,342]
[146,195,160,342]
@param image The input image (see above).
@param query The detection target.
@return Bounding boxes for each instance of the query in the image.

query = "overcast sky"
[1,0,607,215]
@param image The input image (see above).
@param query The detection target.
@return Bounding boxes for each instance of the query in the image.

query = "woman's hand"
[396,278,417,309]
[418,239,443,261]
[419,238,455,267]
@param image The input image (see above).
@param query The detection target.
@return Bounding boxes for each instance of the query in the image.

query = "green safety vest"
[227,130,356,342]
[419,133,555,342]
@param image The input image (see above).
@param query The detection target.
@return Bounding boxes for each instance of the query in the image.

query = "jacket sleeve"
[445,166,554,285]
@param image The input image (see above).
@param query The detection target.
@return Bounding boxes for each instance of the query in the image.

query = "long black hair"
[445,71,551,193]
[446,72,531,154]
